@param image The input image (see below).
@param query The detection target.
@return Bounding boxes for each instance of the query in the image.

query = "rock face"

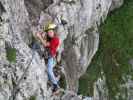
[0,0,48,100]
[0,0,123,100]
[110,0,124,11]
[93,75,109,100]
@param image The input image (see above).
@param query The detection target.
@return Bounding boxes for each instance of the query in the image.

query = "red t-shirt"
[47,36,60,57]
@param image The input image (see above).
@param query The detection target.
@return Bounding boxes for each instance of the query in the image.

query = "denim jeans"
[47,57,58,85]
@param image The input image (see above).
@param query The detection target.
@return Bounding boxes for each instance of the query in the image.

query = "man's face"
[48,30,54,38]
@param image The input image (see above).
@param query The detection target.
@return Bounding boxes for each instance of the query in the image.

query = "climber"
[36,23,60,94]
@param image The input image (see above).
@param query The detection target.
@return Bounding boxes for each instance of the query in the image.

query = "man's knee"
[48,58,54,67]
[48,65,53,72]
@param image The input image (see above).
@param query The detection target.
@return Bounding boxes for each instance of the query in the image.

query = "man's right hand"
[36,32,41,39]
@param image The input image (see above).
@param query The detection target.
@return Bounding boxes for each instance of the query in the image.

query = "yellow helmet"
[44,23,57,31]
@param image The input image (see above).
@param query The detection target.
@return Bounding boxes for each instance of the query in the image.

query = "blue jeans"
[47,57,58,85]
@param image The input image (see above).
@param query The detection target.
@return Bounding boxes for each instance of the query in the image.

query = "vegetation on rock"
[6,47,16,63]
[29,95,36,100]
[79,0,133,99]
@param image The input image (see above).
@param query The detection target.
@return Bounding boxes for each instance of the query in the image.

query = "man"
[36,23,60,93]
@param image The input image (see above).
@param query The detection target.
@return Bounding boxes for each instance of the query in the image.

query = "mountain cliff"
[0,0,126,100]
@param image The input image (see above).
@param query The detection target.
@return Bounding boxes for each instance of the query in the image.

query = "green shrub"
[6,47,16,63]
[29,95,36,100]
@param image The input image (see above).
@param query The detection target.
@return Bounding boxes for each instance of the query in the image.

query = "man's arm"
[40,36,50,47]
[36,33,50,47]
